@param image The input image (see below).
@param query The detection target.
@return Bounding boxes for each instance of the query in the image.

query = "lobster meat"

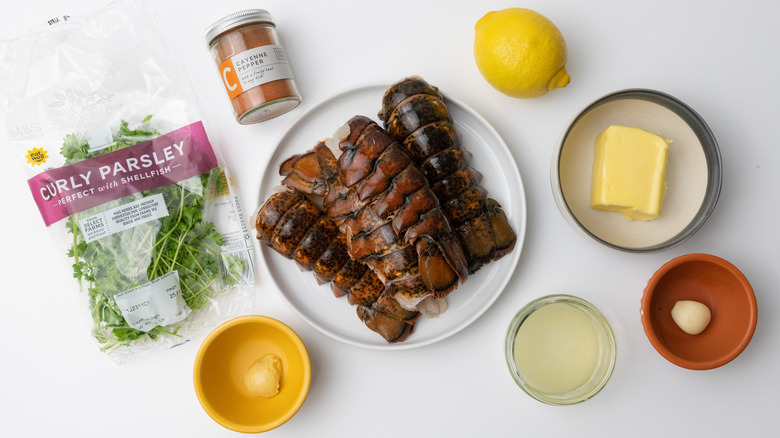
[280,135,468,313]
[378,76,517,272]
[256,189,418,343]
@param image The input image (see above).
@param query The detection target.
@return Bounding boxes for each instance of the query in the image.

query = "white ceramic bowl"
[551,89,721,252]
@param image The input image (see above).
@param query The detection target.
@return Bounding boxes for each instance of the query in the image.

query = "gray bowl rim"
[553,88,723,253]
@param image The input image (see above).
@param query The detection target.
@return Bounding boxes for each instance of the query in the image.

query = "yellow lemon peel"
[474,8,570,98]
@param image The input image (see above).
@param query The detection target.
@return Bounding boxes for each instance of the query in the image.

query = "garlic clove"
[671,300,711,335]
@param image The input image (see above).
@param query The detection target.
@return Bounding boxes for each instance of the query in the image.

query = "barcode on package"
[113,271,190,333]
[78,194,169,243]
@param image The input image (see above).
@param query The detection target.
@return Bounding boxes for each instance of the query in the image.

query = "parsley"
[63,117,245,352]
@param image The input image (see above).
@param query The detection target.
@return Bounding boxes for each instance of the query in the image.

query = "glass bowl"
[505,294,617,405]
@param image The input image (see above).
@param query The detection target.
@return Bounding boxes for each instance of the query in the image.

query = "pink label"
[28,121,218,226]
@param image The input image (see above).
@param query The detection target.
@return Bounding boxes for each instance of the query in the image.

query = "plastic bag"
[0,0,255,362]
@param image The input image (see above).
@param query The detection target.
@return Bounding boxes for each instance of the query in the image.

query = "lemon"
[474,8,570,98]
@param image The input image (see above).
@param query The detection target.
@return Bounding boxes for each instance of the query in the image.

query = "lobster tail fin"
[415,234,468,298]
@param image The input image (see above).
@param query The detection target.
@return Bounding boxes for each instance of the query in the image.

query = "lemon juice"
[513,301,602,394]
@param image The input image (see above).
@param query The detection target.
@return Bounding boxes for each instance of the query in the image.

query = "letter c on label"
[222,67,238,91]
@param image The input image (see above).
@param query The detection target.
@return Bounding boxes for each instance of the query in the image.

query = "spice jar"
[205,9,302,124]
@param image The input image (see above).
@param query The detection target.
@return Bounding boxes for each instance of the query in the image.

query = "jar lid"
[204,9,275,46]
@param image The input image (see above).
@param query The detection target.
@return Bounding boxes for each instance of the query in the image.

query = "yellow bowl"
[193,315,311,433]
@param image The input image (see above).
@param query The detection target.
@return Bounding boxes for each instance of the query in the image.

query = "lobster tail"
[330,117,469,298]
[256,190,418,343]
[380,76,517,273]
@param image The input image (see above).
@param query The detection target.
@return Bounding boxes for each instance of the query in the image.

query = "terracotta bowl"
[641,253,757,370]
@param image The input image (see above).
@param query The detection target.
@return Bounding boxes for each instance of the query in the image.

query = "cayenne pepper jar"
[205,9,302,124]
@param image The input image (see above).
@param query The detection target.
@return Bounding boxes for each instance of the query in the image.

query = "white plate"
[255,83,527,349]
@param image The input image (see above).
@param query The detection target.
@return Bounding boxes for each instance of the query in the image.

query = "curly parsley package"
[0,0,255,361]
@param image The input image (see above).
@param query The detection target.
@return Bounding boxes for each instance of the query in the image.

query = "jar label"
[218,44,295,100]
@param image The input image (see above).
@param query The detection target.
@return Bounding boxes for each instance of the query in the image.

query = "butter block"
[590,125,670,220]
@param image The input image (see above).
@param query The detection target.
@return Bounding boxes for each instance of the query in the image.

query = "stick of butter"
[590,125,671,220]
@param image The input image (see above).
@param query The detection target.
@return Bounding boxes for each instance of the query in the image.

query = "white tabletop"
[1,0,777,436]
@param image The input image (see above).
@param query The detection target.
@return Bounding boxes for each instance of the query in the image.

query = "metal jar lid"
[204,9,275,47]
